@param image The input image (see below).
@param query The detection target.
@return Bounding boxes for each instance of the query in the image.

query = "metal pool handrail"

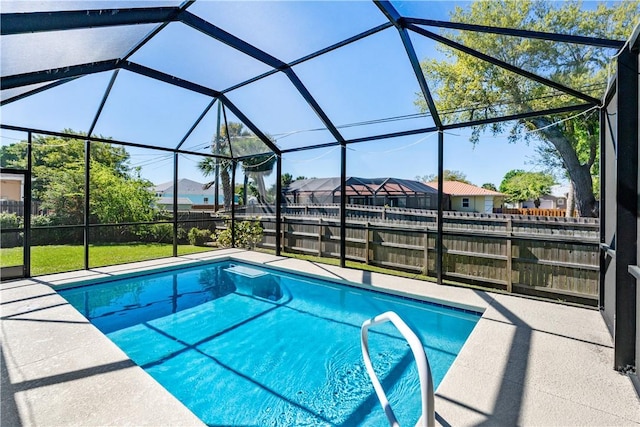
[360,311,435,427]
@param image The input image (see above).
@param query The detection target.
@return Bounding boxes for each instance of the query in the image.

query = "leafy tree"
[235,182,259,204]
[1,132,130,200]
[417,169,472,184]
[281,173,294,187]
[482,183,498,191]
[280,174,307,187]
[89,161,157,224]
[39,167,85,225]
[499,169,556,206]
[416,0,639,217]
[1,132,153,226]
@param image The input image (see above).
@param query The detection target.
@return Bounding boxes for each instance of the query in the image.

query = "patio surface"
[1,249,638,426]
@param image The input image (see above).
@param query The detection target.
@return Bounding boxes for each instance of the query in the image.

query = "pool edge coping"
[44,251,488,316]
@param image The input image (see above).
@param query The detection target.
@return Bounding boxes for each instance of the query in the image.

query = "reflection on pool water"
[60,260,481,426]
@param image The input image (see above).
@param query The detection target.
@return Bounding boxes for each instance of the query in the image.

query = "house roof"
[285,177,438,197]
[425,181,504,197]
[287,177,341,193]
[154,178,211,195]
[550,184,570,198]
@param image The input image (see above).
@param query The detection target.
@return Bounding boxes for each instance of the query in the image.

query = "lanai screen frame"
[0,0,625,282]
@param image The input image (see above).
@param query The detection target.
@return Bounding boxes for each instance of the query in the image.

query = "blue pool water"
[59,261,481,426]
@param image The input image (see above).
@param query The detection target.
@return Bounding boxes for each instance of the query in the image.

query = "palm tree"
[198,156,233,210]
[241,152,276,203]
[198,121,276,209]
[225,123,275,204]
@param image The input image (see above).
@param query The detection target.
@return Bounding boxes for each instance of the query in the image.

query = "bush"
[177,226,189,244]
[30,214,53,227]
[0,212,23,247]
[217,220,263,249]
[188,227,212,246]
[30,214,82,246]
[139,223,173,244]
[0,212,22,229]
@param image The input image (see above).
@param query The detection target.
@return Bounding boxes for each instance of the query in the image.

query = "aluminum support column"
[25,133,32,278]
[599,106,607,309]
[437,131,444,285]
[275,154,282,256]
[173,153,179,257]
[340,144,347,268]
[231,160,237,248]
[84,139,90,270]
[614,47,638,371]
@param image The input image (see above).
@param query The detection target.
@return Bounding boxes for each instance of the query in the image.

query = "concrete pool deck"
[1,249,638,426]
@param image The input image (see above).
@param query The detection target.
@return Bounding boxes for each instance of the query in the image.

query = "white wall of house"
[521,195,567,209]
[484,196,494,213]
[451,195,502,212]
[451,195,480,212]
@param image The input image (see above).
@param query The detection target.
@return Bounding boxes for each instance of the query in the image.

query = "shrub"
[30,214,53,227]
[29,214,82,246]
[0,212,22,229]
[147,223,173,243]
[177,226,189,244]
[0,212,23,247]
[188,227,212,246]
[217,220,263,249]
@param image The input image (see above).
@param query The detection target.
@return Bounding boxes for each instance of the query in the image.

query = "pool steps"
[361,311,435,427]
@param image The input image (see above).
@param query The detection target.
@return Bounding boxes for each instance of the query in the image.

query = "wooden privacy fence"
[237,203,580,221]
[495,207,575,217]
[0,200,43,216]
[240,211,599,304]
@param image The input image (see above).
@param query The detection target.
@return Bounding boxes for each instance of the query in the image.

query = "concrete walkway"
[1,249,638,426]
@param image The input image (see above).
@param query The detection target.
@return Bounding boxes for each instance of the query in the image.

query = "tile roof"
[425,181,505,196]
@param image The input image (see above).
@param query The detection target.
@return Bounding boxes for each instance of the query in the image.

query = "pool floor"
[59,260,479,426]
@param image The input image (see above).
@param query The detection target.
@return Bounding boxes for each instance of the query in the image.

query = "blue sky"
[1,0,611,191]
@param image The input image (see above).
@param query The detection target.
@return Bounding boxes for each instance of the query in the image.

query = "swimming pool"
[59,260,481,426]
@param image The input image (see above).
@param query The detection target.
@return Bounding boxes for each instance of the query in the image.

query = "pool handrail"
[360,311,435,427]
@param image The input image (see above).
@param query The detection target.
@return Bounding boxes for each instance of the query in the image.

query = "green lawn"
[1,243,216,276]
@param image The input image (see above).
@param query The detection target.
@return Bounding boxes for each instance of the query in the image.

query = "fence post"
[281,216,286,252]
[365,222,371,265]
[424,228,429,276]
[318,217,323,257]
[506,218,513,292]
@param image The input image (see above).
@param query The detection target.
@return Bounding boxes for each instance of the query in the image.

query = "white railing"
[360,311,435,427]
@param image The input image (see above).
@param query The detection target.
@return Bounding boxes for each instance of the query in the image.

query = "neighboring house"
[0,173,24,201]
[153,178,221,207]
[520,184,568,209]
[425,181,505,213]
[156,197,194,211]
[284,177,441,209]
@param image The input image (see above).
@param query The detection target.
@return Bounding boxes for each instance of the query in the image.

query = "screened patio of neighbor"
[1,1,639,424]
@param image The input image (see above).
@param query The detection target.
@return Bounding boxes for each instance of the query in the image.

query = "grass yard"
[4,244,500,297]
[1,243,216,276]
